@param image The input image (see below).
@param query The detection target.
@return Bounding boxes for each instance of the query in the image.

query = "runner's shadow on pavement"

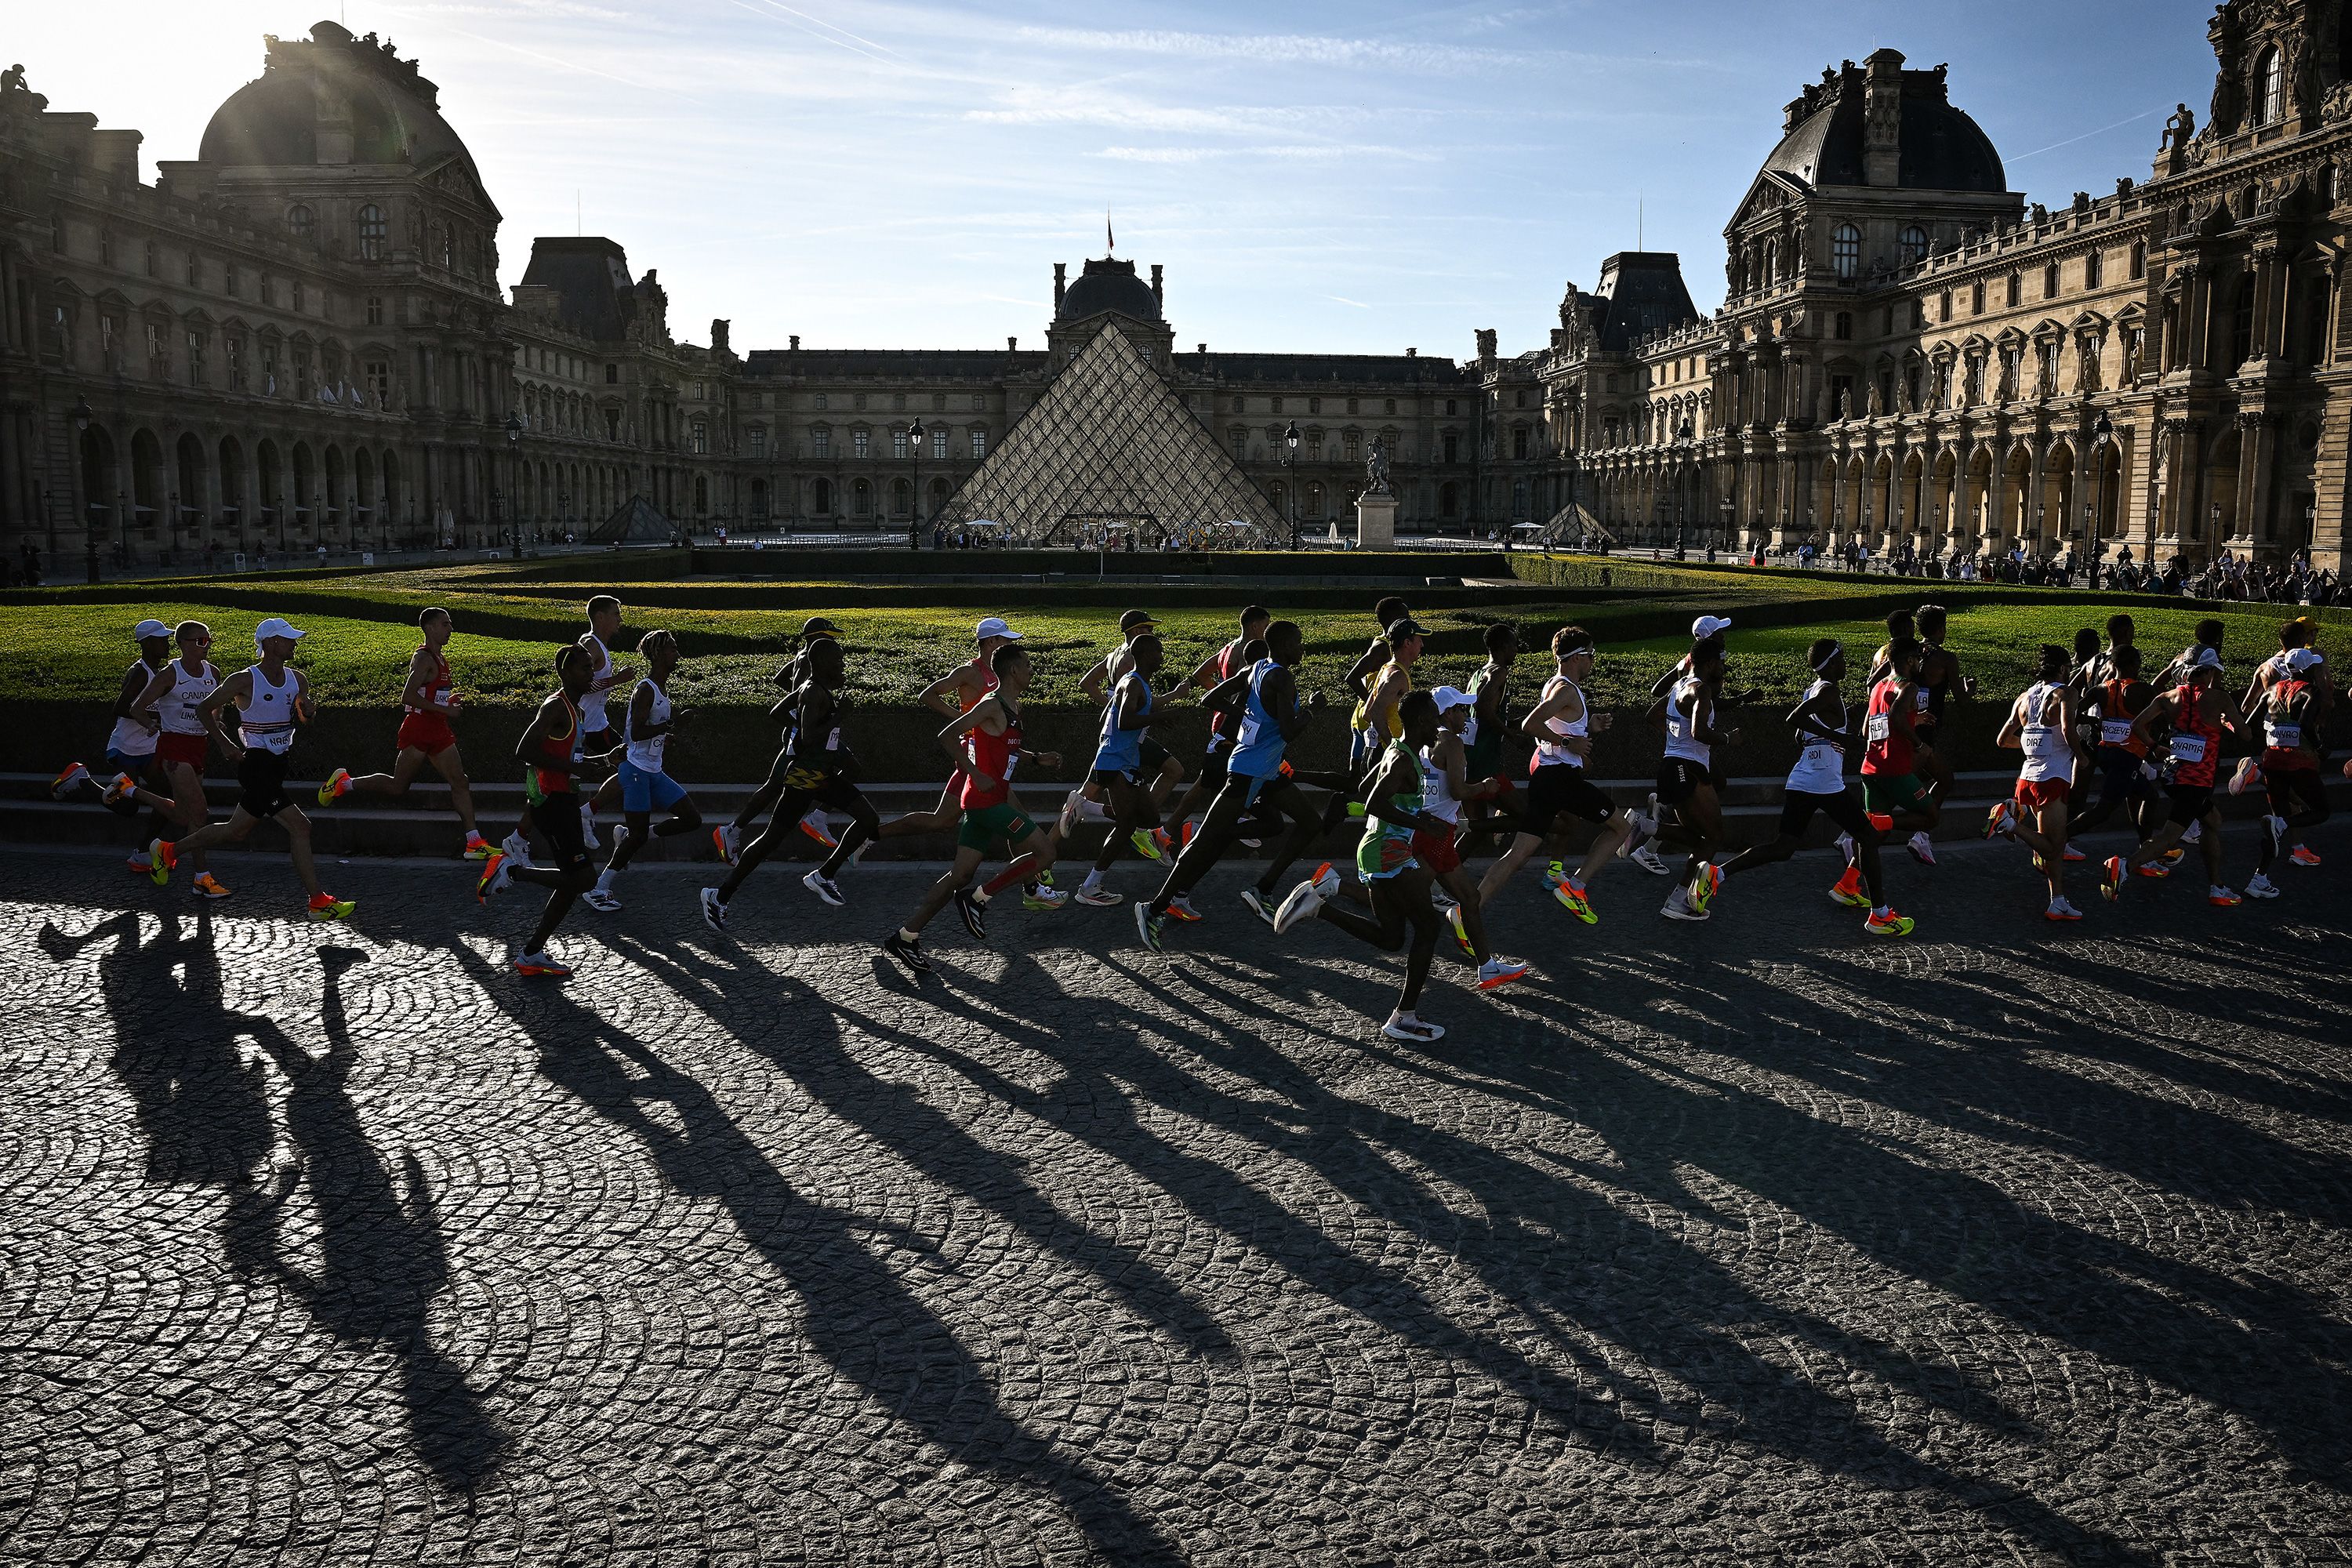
[216,945,511,1492]
[448,945,1182,1564]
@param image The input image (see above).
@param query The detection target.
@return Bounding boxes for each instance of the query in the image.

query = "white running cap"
[132,619,171,639]
[1691,615,1733,639]
[1431,685,1475,713]
[2190,645,2223,670]
[2286,647,2324,673]
[975,616,1022,642]
[253,616,307,647]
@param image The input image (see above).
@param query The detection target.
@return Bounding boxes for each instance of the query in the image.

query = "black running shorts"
[2165,782,2215,827]
[1526,763,1617,828]
[1656,757,1712,807]
[535,789,594,873]
[236,749,296,819]
[1778,786,1867,839]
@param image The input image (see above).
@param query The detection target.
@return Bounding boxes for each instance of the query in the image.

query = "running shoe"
[1381,1014,1446,1043]
[2245,873,2281,899]
[1834,832,1856,864]
[883,931,930,973]
[463,832,495,860]
[317,768,352,807]
[1983,800,2016,839]
[803,869,845,907]
[1828,866,1869,908]
[475,851,512,903]
[125,852,152,874]
[1073,885,1123,908]
[49,762,91,799]
[797,808,837,850]
[1551,877,1597,924]
[1864,908,1915,937]
[147,838,176,885]
[953,885,989,936]
[2160,846,2185,866]
[2042,899,2083,923]
[699,887,729,932]
[1129,828,1164,863]
[1475,956,1532,991]
[191,873,232,902]
[2180,821,2202,846]
[1273,862,1339,934]
[2290,845,2324,868]
[1239,887,1278,927]
[2061,844,2086,862]
[1687,860,1722,914]
[713,822,742,866]
[2100,855,2125,902]
[1447,902,1476,959]
[307,893,356,922]
[1907,831,1937,866]
[1149,826,1177,859]
[579,802,600,850]
[1133,903,1166,953]
[1058,789,1083,837]
[2207,886,2243,908]
[1865,811,1895,833]
[103,772,140,808]
[2132,860,2170,879]
[1661,887,1709,921]
[582,888,622,913]
[502,830,533,866]
[1165,894,1203,923]
[514,950,573,978]
[1628,844,1673,877]
[2229,756,2261,796]
[2264,814,2287,862]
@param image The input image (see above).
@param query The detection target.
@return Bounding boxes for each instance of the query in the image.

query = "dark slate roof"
[1185,353,1468,385]
[1590,252,1699,352]
[1057,256,1160,323]
[518,238,637,342]
[200,22,485,194]
[743,348,1051,379]
[1761,62,2005,194]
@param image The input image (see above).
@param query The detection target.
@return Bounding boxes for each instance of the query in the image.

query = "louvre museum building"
[3,1,2352,566]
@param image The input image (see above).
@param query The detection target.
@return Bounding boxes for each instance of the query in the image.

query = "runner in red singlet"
[316,606,492,858]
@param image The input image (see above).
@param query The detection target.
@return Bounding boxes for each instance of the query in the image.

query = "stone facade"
[5,4,2344,567]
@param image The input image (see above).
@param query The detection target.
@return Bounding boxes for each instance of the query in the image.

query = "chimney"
[1406,347,1417,358]
[710,318,730,355]
[1007,336,1018,351]
[1150,263,1163,307]
[1053,262,1065,311]
[1197,343,1207,354]
[1864,48,1904,187]
[789,334,800,351]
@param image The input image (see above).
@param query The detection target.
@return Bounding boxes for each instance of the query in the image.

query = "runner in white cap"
[148,618,354,920]
[866,616,1041,861]
[125,619,231,898]
[55,619,182,875]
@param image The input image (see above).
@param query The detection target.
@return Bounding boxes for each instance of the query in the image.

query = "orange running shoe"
[2289,845,2323,867]
[1863,908,1915,937]
[147,838,178,886]
[1828,866,1869,908]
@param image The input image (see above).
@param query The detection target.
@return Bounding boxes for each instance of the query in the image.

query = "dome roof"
[198,21,481,185]
[1057,256,1160,324]
[1760,61,2006,194]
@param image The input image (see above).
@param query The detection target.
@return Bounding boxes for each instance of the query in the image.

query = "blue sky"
[22,1,2217,359]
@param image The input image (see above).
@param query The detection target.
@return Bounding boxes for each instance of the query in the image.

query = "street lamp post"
[503,412,524,556]
[1672,419,1693,559]
[1282,420,1301,548]
[908,419,925,550]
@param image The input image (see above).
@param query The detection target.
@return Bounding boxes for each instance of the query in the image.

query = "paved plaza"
[3,833,2350,1566]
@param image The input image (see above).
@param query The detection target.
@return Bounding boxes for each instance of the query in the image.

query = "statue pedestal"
[1356,492,1397,550]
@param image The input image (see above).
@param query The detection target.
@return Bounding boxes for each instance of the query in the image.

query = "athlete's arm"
[397,649,442,715]
[1438,733,1476,800]
[1366,666,1406,737]
[1647,657,1686,700]
[1200,666,1253,712]
[203,670,252,758]
[112,664,153,725]
[1516,681,1568,739]
[1079,655,1112,708]
[514,696,591,780]
[1995,694,2024,751]
[1342,639,1385,700]
[935,698,993,776]
[1690,685,1739,747]
[1366,750,1450,836]
[1886,681,1920,745]
[1473,668,1508,733]
[628,680,679,743]
[1788,687,1842,749]
[2128,690,2176,750]
[1265,667,1319,742]
[770,657,797,691]
[127,665,173,727]
[916,666,973,719]
[1185,650,1223,690]
[1112,677,1156,731]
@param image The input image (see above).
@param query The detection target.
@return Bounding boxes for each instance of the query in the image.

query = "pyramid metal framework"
[935,322,1286,548]
[592,493,671,544]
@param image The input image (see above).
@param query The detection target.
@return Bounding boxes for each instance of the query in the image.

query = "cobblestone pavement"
[4,829,2351,1566]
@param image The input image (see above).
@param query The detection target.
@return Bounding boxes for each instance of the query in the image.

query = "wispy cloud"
[728,0,903,64]
[1326,295,1370,309]
[1014,25,1531,75]
[1092,143,1434,164]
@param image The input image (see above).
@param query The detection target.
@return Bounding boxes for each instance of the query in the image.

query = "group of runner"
[51,592,2339,1039]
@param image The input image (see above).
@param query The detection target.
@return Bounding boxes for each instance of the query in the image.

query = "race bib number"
[2100,718,2135,745]
[1002,753,1020,781]
[1914,688,1930,712]
[2267,722,2302,749]
[824,727,842,752]
[2169,734,2207,765]
[1865,713,1891,742]
[1237,713,1263,747]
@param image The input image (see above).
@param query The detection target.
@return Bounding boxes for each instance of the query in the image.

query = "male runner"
[128,619,230,899]
[572,594,635,851]
[473,644,607,975]
[1164,604,1279,848]
[1411,687,1534,981]
[57,619,179,874]
[1472,626,1642,924]
[1714,637,1911,935]
[2100,646,2242,908]
[1858,637,1942,864]
[583,630,703,913]
[317,606,493,858]
[2144,618,2228,860]
[2234,620,2332,870]
[882,641,1069,973]
[1343,597,1414,775]
[2067,645,2166,852]
[1066,609,1183,848]
[2242,645,2329,898]
[1074,632,1179,906]
[1635,615,1755,875]
[1912,604,1975,824]
[713,616,850,864]
[702,635,884,924]
[1135,620,1329,946]
[1985,646,2089,921]
[871,615,1025,847]
[1455,622,1525,853]
[148,618,353,920]
[1651,640,1740,921]
[1270,691,1508,1042]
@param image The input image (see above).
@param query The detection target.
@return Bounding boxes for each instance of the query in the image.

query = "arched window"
[1832,224,1861,281]
[2257,47,2285,125]
[1898,225,1929,266]
[357,205,386,260]
[287,204,314,240]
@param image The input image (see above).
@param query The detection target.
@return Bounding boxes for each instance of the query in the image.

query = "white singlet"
[1663,673,1712,767]
[238,665,299,755]
[158,659,220,736]
[625,677,671,773]
[2016,681,2072,783]
[578,634,617,732]
[107,657,169,757]
[1531,674,1589,768]
[1784,679,1846,795]
[1418,744,1462,826]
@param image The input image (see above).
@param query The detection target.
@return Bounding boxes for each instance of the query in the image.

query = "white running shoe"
[1381,1012,1446,1043]
[579,802,601,850]
[1629,844,1672,877]
[1475,956,1532,991]
[1273,863,1340,933]
[2265,815,2288,862]
[2245,872,2281,899]
[714,821,742,866]
[1239,886,1277,926]
[1073,885,1123,908]
[699,887,729,932]
[501,829,532,866]
[1661,886,1709,921]
[2183,819,2203,845]
[581,887,622,913]
[2230,756,2261,796]
[1907,830,1937,866]
[803,869,845,906]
